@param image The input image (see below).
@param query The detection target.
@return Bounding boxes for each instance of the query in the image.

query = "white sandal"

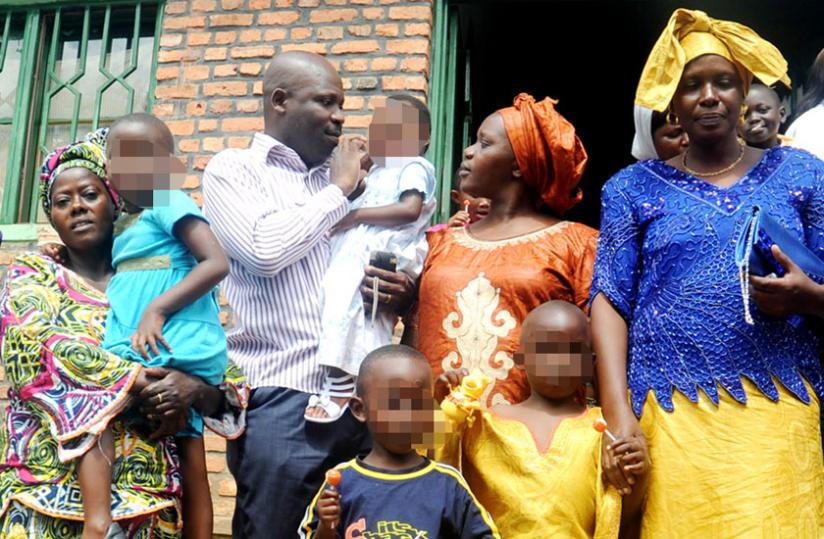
[105,523,126,539]
[304,373,356,424]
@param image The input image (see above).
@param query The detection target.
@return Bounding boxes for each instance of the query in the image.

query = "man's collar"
[251,133,332,174]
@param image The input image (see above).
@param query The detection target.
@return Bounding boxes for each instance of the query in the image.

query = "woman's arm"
[333,190,423,233]
[132,217,230,358]
[591,293,646,496]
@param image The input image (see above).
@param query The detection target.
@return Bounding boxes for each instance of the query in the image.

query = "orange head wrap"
[497,93,588,215]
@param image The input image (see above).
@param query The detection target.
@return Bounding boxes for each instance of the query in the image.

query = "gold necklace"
[682,139,746,177]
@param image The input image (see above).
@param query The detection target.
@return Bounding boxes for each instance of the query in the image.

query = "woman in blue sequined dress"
[591,9,824,536]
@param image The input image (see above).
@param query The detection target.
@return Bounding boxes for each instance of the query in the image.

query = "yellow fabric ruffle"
[636,8,791,112]
[639,378,824,538]
[439,407,621,538]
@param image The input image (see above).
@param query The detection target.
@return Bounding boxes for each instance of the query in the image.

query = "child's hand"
[317,487,341,532]
[447,211,471,228]
[131,305,172,360]
[609,436,649,485]
[434,368,470,404]
[39,242,68,264]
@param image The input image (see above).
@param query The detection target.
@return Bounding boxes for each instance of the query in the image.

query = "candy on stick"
[593,418,617,442]
[325,469,341,491]
[463,199,470,213]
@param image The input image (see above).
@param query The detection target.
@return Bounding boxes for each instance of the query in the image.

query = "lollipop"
[463,199,470,213]
[593,418,617,442]
[325,469,341,491]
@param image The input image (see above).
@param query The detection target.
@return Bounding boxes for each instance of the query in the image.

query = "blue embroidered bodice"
[592,146,824,417]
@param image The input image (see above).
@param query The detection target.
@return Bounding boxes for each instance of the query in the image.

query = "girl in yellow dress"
[436,301,647,538]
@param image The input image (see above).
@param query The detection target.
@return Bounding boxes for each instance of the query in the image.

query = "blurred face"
[356,360,435,455]
[49,168,115,251]
[516,329,593,400]
[275,66,344,167]
[652,123,689,160]
[742,86,785,149]
[107,125,185,209]
[457,113,516,201]
[671,54,745,144]
[368,99,429,165]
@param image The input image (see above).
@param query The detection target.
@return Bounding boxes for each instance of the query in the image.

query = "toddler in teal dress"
[87,114,229,539]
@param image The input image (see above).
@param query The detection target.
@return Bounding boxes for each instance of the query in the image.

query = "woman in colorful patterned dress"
[415,93,598,407]
[0,131,247,538]
[591,9,824,536]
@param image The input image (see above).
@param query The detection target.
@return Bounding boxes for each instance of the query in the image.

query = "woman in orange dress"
[416,94,598,406]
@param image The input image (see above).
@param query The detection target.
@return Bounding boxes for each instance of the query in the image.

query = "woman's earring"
[666,110,678,125]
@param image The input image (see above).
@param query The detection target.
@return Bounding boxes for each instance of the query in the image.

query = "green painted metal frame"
[428,0,460,224]
[91,3,141,128]
[1,10,40,223]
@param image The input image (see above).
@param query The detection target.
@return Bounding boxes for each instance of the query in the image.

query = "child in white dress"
[305,95,436,422]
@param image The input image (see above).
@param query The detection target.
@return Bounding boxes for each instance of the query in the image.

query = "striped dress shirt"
[202,133,348,392]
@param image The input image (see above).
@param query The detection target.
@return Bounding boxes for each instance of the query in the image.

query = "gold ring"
[156,393,163,404]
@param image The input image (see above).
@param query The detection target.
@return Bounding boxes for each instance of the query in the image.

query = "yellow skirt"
[639,378,824,538]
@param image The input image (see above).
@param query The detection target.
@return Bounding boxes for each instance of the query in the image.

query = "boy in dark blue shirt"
[298,345,500,539]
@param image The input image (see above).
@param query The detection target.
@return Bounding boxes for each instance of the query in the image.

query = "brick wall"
[0,1,434,536]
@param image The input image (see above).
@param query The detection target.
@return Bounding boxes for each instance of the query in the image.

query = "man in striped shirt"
[203,52,413,538]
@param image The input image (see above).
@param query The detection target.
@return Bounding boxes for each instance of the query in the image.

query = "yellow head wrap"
[636,8,791,112]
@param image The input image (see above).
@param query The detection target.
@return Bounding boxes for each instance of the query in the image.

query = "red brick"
[363,7,384,19]
[404,22,431,37]
[264,28,288,41]
[237,99,260,113]
[184,65,210,81]
[178,139,200,152]
[221,0,245,9]
[281,43,327,54]
[187,32,211,46]
[342,96,364,110]
[298,0,320,5]
[382,75,427,91]
[152,103,175,117]
[291,27,313,39]
[167,120,195,136]
[203,138,226,153]
[386,39,428,55]
[250,0,272,8]
[370,57,397,71]
[240,62,262,76]
[379,0,400,3]
[215,31,237,45]
[155,85,197,99]
[218,478,237,497]
[199,119,218,132]
[368,95,387,109]
[194,156,212,170]
[204,47,228,61]
[156,67,180,81]
[192,0,216,10]
[400,56,428,73]
[214,64,238,77]
[347,24,371,37]
[231,45,275,59]
[160,33,184,47]
[325,0,347,4]
[164,1,187,14]
[309,9,357,23]
[344,58,368,72]
[331,40,380,54]
[344,115,371,128]
[163,16,206,30]
[158,49,198,63]
[182,175,201,189]
[210,14,253,27]
[222,117,265,132]
[258,11,300,25]
[388,6,431,21]
[204,82,249,96]
[228,136,253,148]
[351,0,373,3]
[276,0,293,4]
[317,26,343,40]
[186,101,208,116]
[209,100,233,114]
[239,29,262,42]
[341,78,352,90]
[375,23,399,37]
[253,81,264,95]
